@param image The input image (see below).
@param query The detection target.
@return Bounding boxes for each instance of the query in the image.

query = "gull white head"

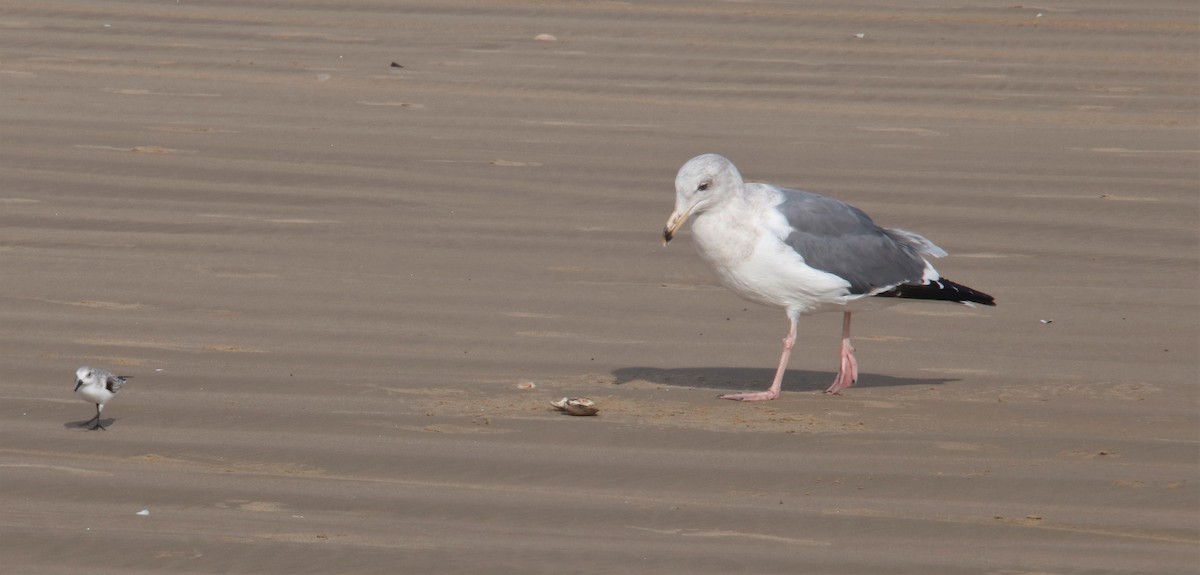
[663,154,744,244]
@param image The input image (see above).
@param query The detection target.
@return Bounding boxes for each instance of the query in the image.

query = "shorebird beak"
[662,209,690,246]
[74,380,83,392]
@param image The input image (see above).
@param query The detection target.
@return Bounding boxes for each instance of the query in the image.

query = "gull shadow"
[64,418,116,430]
[611,367,955,394]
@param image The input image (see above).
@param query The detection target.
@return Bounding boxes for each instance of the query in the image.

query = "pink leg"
[825,312,858,394]
[721,311,798,401]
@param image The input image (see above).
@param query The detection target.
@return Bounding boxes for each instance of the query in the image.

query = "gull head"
[663,154,744,245]
[75,366,93,392]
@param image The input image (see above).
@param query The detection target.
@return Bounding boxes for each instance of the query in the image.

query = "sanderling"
[74,366,129,430]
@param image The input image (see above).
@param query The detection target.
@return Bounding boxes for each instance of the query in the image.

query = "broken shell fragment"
[551,397,598,416]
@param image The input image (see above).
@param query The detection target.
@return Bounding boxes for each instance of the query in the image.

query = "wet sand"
[1,1,1197,573]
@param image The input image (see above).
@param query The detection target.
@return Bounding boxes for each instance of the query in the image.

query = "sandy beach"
[1,1,1197,573]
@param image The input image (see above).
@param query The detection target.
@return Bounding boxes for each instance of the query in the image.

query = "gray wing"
[98,370,129,393]
[776,188,939,295]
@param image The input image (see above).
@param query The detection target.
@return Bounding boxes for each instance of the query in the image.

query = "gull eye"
[697,182,710,192]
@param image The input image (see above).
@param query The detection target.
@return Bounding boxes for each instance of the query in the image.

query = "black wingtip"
[875,278,996,306]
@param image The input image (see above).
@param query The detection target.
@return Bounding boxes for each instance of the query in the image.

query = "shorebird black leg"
[88,404,106,430]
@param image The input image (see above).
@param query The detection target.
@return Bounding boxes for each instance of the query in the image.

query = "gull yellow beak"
[662,209,690,246]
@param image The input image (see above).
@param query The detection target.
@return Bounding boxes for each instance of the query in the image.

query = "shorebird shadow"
[64,418,115,430]
[611,367,955,393]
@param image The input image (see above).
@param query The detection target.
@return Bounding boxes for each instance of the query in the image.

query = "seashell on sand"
[550,397,598,416]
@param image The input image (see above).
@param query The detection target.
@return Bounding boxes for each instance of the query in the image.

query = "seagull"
[74,366,129,430]
[662,154,995,401]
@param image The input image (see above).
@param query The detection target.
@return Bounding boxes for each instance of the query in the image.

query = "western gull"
[663,154,995,401]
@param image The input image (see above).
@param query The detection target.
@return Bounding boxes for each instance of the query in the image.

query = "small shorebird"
[74,366,129,430]
[663,154,995,401]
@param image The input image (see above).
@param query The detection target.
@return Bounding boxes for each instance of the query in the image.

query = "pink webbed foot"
[720,311,795,402]
[719,389,780,402]
[824,340,858,394]
[824,312,858,395]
